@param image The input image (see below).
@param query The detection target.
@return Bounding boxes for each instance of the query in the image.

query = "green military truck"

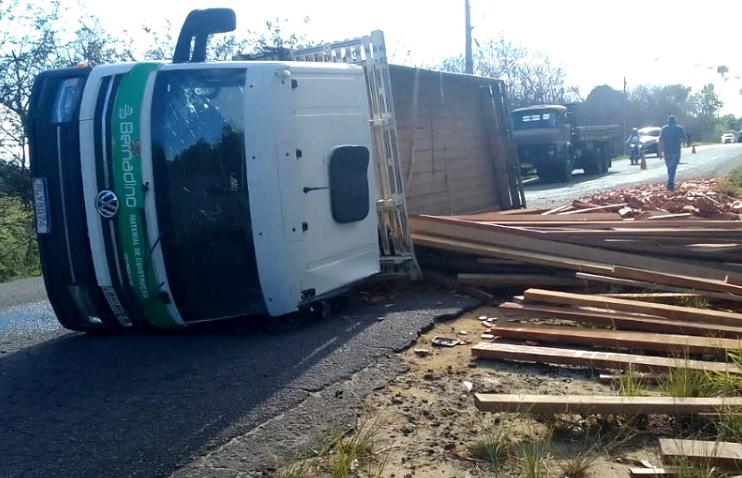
[511,104,622,182]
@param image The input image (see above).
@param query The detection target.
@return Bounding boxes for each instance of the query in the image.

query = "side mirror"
[173,8,237,63]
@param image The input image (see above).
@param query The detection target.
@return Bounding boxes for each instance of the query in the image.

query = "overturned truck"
[28,8,523,332]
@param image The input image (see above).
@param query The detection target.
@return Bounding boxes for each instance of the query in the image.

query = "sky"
[80,0,742,115]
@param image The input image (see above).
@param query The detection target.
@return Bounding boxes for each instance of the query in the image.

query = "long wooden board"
[491,323,742,355]
[660,439,742,471]
[611,266,742,297]
[574,273,742,303]
[523,289,742,328]
[471,342,742,374]
[412,233,613,274]
[498,302,742,339]
[409,215,742,281]
[473,394,742,414]
[457,273,585,287]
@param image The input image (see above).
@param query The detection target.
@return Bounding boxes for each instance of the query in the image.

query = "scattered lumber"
[522,289,742,328]
[491,323,742,356]
[498,302,742,338]
[413,233,613,275]
[456,273,586,288]
[473,394,742,414]
[410,215,741,283]
[471,342,742,374]
[596,292,705,304]
[574,273,742,303]
[659,439,742,471]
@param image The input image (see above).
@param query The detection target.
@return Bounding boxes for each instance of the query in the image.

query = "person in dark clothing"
[657,115,687,191]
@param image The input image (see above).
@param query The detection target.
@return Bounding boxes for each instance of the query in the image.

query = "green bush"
[0,197,40,282]
[716,164,742,197]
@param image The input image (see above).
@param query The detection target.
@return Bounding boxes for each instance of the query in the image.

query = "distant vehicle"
[637,126,661,157]
[510,104,622,182]
[721,133,736,144]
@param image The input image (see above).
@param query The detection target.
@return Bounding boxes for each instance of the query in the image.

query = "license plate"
[32,178,51,234]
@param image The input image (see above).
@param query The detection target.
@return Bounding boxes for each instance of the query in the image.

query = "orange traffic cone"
[691,144,696,154]
[640,153,647,170]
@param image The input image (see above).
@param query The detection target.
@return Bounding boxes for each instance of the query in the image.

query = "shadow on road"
[0,283,470,478]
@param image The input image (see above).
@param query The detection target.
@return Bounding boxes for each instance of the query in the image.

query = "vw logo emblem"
[95,190,120,219]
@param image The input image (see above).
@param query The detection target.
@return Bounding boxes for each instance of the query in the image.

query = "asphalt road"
[1,142,740,478]
[523,143,742,208]
[0,279,476,478]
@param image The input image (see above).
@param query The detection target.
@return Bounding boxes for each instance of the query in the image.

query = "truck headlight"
[51,77,84,123]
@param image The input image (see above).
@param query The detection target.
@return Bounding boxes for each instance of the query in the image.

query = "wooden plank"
[575,273,742,303]
[491,323,742,355]
[523,289,742,328]
[451,218,742,228]
[473,394,742,414]
[456,273,585,288]
[660,439,742,471]
[453,213,626,223]
[408,215,742,282]
[558,203,628,214]
[422,270,495,303]
[598,292,704,302]
[610,266,742,298]
[412,233,614,275]
[471,342,742,374]
[498,302,742,339]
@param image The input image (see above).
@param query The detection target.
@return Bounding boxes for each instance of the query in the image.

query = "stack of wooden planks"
[475,287,742,374]
[412,197,742,476]
[410,203,742,299]
[470,287,742,418]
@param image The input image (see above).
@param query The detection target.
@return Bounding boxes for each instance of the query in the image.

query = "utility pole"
[465,0,473,74]
[622,76,627,138]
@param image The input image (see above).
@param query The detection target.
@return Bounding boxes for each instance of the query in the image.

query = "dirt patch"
[355,306,665,478]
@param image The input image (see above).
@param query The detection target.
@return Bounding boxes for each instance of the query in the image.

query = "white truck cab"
[29,9,392,331]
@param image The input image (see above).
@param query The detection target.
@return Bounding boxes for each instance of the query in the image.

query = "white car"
[721,133,736,144]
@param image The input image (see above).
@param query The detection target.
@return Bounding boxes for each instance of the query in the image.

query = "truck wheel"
[557,158,573,182]
[583,159,599,175]
[536,166,552,180]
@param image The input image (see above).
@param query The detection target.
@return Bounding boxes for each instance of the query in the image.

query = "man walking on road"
[657,114,687,191]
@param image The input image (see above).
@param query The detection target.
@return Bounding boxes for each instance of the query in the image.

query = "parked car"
[721,133,736,144]
[637,126,661,157]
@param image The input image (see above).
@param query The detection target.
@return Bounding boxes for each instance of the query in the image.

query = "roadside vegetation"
[718,163,742,197]
[0,196,38,282]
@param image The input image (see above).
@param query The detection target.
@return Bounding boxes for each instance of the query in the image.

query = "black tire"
[556,158,573,182]
[536,166,552,180]
[583,161,599,175]
[601,148,611,173]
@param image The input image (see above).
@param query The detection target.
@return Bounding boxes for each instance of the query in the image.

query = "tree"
[0,0,136,280]
[717,64,729,79]
[438,36,579,109]
[690,83,724,140]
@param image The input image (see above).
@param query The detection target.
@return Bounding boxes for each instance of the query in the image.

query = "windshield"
[638,128,660,137]
[512,110,557,130]
[151,68,265,322]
